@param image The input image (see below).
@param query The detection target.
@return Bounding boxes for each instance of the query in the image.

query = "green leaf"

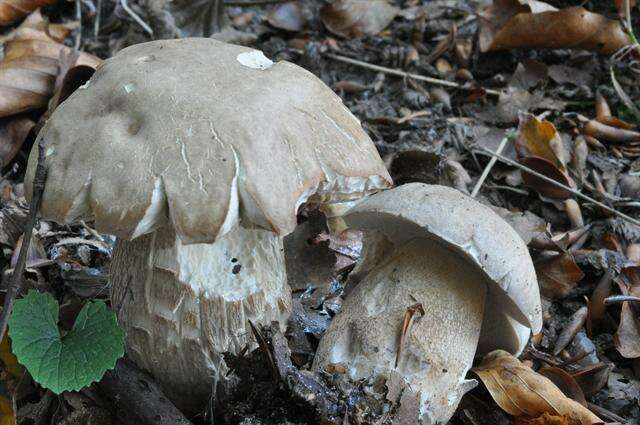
[8,290,124,394]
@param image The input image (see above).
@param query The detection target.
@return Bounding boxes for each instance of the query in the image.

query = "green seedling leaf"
[8,290,124,394]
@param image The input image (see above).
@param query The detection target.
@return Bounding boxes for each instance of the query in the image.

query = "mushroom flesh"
[313,183,542,423]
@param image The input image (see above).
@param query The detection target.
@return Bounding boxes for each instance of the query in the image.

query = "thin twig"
[324,53,501,96]
[474,147,640,228]
[604,295,640,305]
[95,0,102,37]
[0,144,47,341]
[471,136,510,198]
[120,0,153,36]
[74,0,82,50]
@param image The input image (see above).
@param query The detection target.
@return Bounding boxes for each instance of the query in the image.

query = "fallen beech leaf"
[535,252,584,299]
[320,0,398,38]
[517,412,570,425]
[267,2,305,32]
[614,302,640,358]
[553,306,588,355]
[478,2,631,54]
[0,0,57,26]
[0,25,100,117]
[520,156,574,199]
[473,350,602,424]
[614,276,640,358]
[516,113,564,167]
[537,368,587,406]
[0,334,23,425]
[571,363,612,397]
[0,115,33,166]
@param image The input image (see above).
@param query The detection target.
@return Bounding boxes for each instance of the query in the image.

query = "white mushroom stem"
[110,224,291,415]
[313,237,487,424]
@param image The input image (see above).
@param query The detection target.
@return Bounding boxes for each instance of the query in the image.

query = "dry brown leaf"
[570,363,612,398]
[537,367,587,406]
[320,0,398,38]
[515,113,576,199]
[0,115,33,166]
[0,19,100,118]
[516,113,564,167]
[614,270,640,358]
[553,307,588,355]
[536,252,584,299]
[473,350,602,424]
[0,334,23,425]
[520,156,574,199]
[478,1,631,54]
[517,412,571,425]
[583,120,640,144]
[0,0,56,26]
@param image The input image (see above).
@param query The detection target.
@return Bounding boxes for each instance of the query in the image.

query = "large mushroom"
[313,183,542,423]
[25,38,391,414]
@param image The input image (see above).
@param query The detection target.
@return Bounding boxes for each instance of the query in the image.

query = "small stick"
[324,53,501,96]
[120,0,154,36]
[74,0,82,50]
[0,144,47,341]
[604,295,640,305]
[471,136,509,198]
[474,148,640,228]
[95,0,102,37]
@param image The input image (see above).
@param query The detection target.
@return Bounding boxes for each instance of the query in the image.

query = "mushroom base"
[110,225,291,415]
[313,237,487,424]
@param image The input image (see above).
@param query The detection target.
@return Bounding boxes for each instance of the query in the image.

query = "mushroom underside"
[313,237,488,424]
[110,224,291,415]
[342,208,535,354]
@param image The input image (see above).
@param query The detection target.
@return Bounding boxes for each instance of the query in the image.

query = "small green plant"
[8,290,124,393]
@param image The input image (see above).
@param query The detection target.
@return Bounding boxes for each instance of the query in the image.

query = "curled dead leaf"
[478,1,631,55]
[320,0,398,38]
[0,334,23,425]
[553,306,588,355]
[473,350,602,424]
[571,363,612,397]
[516,113,564,167]
[535,252,584,299]
[0,0,56,26]
[520,156,574,200]
[583,120,640,144]
[0,115,33,166]
[0,16,100,118]
[537,367,587,406]
[517,412,570,425]
[614,274,640,358]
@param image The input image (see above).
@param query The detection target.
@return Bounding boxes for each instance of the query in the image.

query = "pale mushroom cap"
[342,183,542,352]
[25,38,391,243]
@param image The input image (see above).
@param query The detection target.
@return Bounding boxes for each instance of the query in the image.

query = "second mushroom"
[314,183,542,423]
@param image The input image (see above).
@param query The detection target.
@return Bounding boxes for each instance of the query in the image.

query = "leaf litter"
[0,0,639,424]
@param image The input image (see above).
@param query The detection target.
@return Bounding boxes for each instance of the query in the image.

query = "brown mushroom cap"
[342,183,542,352]
[25,38,391,243]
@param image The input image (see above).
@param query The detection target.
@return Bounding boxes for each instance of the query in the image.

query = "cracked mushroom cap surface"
[342,183,542,353]
[25,38,391,243]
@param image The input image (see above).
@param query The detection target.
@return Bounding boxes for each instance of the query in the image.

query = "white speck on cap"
[236,50,274,70]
